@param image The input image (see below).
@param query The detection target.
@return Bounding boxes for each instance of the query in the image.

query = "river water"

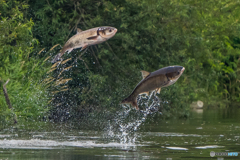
[0,105,239,160]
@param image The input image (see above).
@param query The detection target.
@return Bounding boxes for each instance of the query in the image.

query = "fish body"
[121,66,185,110]
[51,26,117,63]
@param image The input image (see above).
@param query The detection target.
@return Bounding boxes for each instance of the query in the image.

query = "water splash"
[105,91,162,144]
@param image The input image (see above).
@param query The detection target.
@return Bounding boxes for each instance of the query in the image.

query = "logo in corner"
[210,151,215,157]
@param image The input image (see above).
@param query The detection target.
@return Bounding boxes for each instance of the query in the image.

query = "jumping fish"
[51,26,117,63]
[121,66,185,110]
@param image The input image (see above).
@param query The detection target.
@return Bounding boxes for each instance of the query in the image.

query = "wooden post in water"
[1,79,18,124]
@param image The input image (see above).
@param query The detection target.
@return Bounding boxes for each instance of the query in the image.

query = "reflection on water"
[0,101,239,159]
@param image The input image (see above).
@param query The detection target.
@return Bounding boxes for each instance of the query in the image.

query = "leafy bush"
[0,1,50,123]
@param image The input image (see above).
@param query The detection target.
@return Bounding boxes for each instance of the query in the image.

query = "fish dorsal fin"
[140,70,150,79]
[77,28,82,34]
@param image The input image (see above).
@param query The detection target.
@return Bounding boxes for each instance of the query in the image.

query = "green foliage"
[0,1,50,123]
[2,0,240,123]
[26,0,240,121]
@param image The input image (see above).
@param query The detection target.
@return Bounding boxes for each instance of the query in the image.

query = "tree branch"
[2,79,17,124]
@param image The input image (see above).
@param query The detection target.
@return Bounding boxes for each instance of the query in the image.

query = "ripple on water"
[0,135,11,138]
[0,139,140,149]
[144,132,208,137]
[195,145,225,149]
[165,147,188,150]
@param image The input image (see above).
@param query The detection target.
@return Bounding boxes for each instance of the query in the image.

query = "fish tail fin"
[51,53,61,64]
[120,96,139,110]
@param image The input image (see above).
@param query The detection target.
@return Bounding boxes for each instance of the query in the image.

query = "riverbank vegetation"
[1,0,240,124]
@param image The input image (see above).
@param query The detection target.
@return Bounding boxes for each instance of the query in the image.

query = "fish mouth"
[181,67,185,74]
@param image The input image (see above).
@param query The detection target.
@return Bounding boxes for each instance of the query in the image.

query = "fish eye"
[109,29,112,32]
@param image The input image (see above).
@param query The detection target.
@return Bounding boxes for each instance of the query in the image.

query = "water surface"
[0,107,239,160]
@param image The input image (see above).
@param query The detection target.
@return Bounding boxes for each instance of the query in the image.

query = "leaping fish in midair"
[121,66,185,110]
[51,26,118,63]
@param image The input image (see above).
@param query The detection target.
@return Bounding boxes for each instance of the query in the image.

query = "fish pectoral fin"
[140,70,150,79]
[156,88,161,94]
[80,44,88,51]
[76,28,82,34]
[139,91,149,96]
[67,48,73,53]
[87,35,98,40]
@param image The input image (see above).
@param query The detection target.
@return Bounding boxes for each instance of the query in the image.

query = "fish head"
[165,66,185,86]
[97,27,117,39]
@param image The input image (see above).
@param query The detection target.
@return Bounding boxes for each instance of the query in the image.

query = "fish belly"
[73,44,84,50]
